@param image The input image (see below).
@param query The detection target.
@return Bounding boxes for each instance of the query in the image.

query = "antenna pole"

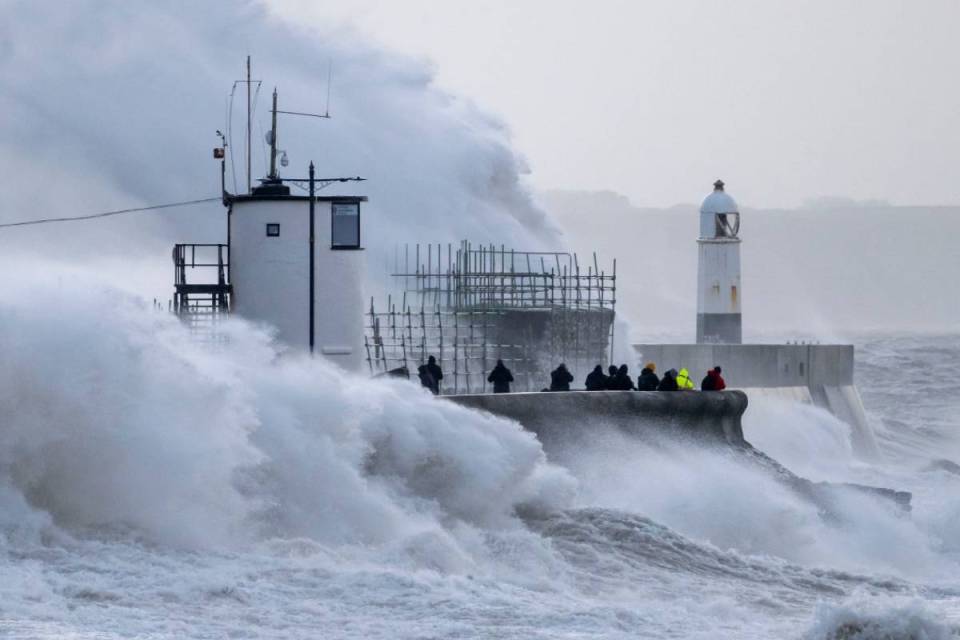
[246,55,252,193]
[325,61,332,117]
[308,161,316,354]
[269,88,278,179]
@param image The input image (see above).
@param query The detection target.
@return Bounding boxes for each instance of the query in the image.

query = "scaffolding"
[366,241,616,393]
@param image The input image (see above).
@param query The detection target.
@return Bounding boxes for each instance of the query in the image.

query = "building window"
[799,362,805,377]
[266,223,280,237]
[331,203,360,249]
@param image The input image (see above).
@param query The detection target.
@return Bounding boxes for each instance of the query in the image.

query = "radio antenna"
[246,55,252,193]
[232,57,261,193]
[325,61,332,118]
[267,88,332,180]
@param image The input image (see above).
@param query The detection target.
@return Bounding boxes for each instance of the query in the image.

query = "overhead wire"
[0,197,221,229]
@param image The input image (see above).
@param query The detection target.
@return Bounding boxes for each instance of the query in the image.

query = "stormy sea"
[1,287,958,639]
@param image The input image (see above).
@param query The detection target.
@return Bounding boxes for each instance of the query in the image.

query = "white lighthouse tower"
[696,179,742,344]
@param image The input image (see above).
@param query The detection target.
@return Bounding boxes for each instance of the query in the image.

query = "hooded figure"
[550,363,574,391]
[417,363,436,394]
[487,359,514,393]
[585,364,607,391]
[605,365,619,389]
[676,367,695,390]
[701,366,726,391]
[612,364,636,390]
[419,355,443,395]
[657,368,679,391]
[637,362,660,391]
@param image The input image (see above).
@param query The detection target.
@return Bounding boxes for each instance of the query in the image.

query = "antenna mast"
[246,56,252,193]
[269,88,278,179]
[266,87,331,181]
[325,61,332,117]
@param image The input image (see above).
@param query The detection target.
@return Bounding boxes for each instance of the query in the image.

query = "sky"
[0,0,956,333]
[271,0,960,209]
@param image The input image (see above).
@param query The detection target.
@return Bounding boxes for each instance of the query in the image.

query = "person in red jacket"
[701,366,726,391]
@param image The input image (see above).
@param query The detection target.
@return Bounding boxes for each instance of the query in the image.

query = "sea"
[1,287,959,639]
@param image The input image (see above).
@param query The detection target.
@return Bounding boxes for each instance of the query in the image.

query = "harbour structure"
[634,181,879,456]
[365,242,617,394]
[172,68,368,370]
[172,64,617,382]
[697,180,741,344]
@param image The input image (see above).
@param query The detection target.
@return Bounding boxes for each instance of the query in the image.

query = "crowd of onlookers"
[416,357,726,395]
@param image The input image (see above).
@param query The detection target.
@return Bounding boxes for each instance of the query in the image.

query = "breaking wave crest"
[0,278,575,555]
[806,596,960,640]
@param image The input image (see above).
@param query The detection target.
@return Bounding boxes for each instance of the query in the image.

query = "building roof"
[229,193,367,204]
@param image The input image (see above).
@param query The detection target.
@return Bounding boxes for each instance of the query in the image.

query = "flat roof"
[228,194,368,204]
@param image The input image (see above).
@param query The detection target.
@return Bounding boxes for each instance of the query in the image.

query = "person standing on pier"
[611,364,636,390]
[658,369,679,391]
[419,355,443,395]
[550,363,574,391]
[604,365,619,389]
[585,364,608,390]
[487,359,514,393]
[637,362,660,390]
[676,367,695,390]
[701,366,726,391]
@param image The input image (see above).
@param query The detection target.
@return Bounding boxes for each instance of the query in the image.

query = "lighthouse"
[696,179,742,344]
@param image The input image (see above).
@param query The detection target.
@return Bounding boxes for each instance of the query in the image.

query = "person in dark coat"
[637,362,660,391]
[585,364,607,391]
[417,363,435,394]
[549,363,574,391]
[605,365,619,389]
[701,366,726,391]
[487,359,514,393]
[701,370,715,390]
[424,356,443,396]
[612,364,636,390]
[657,368,679,391]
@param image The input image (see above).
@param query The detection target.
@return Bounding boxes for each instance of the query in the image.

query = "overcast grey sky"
[271,0,960,208]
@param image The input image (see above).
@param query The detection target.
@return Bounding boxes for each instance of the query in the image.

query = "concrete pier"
[447,389,908,513]
[634,343,880,457]
[448,390,748,448]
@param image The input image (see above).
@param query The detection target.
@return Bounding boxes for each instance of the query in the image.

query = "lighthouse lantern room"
[696,179,742,344]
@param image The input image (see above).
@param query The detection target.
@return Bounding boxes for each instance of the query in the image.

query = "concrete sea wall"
[632,343,853,388]
[447,388,905,512]
[632,343,879,457]
[448,390,748,448]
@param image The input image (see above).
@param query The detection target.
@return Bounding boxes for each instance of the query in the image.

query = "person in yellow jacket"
[676,367,695,390]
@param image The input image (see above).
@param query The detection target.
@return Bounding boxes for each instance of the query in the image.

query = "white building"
[696,179,742,344]
[175,77,369,370]
[228,179,366,370]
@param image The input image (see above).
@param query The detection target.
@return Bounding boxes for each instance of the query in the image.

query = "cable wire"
[0,197,221,229]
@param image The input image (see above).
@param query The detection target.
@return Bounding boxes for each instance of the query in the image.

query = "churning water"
[1,282,959,639]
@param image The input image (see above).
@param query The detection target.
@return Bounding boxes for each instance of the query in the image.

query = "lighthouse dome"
[700,179,738,215]
[699,179,740,239]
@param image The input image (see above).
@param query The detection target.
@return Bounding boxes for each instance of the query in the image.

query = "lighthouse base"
[696,312,742,344]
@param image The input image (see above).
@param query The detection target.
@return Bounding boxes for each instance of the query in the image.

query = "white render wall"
[230,197,365,371]
[696,238,742,315]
